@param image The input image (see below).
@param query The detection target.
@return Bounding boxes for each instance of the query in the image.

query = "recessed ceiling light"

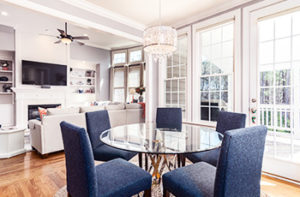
[83,34,88,36]
[1,11,8,16]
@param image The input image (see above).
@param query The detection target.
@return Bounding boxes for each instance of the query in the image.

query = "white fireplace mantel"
[12,87,68,128]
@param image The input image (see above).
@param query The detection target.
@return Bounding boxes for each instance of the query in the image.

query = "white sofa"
[29,103,145,156]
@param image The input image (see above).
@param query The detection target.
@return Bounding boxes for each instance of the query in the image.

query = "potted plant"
[135,87,145,102]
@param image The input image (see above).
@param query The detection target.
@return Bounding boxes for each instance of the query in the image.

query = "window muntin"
[165,35,188,119]
[198,21,234,122]
[258,11,300,163]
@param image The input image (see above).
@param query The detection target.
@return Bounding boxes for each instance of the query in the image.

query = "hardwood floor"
[0,151,299,197]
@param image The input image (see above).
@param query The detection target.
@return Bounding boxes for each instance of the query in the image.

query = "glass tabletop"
[100,123,223,154]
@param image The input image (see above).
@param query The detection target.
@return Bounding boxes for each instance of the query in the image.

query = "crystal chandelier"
[143,0,177,58]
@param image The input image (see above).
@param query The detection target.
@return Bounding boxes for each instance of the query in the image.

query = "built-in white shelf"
[71,92,95,95]
[69,65,96,94]
[0,92,13,95]
[0,70,13,73]
[70,84,95,87]
[70,76,95,80]
[0,81,13,84]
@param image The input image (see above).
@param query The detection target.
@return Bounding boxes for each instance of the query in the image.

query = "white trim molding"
[59,0,146,31]
[174,0,257,29]
[3,0,143,43]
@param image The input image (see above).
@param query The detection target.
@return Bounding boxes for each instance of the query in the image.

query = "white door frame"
[244,0,300,182]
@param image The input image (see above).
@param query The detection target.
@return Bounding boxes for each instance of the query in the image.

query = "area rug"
[54,156,271,197]
[55,185,270,197]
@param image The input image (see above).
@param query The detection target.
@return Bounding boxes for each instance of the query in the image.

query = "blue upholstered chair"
[156,108,182,130]
[85,110,137,162]
[60,121,152,197]
[185,111,246,166]
[163,125,267,197]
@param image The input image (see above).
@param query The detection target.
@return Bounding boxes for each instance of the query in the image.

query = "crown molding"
[59,0,146,31]
[83,42,111,51]
[3,0,143,43]
[174,0,259,29]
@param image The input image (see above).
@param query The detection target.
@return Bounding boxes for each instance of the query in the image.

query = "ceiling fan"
[54,22,89,45]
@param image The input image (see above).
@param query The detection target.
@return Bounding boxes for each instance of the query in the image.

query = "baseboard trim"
[262,171,300,186]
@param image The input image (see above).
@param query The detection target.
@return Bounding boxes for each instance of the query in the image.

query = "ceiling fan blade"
[72,36,89,40]
[54,40,61,44]
[74,41,85,45]
[57,29,66,36]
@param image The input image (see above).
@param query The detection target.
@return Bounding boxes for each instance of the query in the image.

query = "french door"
[249,0,300,181]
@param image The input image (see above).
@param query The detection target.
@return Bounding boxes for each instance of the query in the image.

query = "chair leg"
[181,154,186,166]
[138,153,143,168]
[144,187,151,197]
[177,153,181,168]
[145,153,148,171]
[163,188,170,197]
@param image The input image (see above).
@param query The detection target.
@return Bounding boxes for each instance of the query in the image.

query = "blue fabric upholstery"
[163,162,216,197]
[186,148,220,166]
[85,110,136,161]
[93,144,136,162]
[214,126,267,197]
[60,121,98,197]
[96,158,152,197]
[156,108,182,130]
[186,111,246,166]
[215,111,246,135]
[163,126,267,197]
[85,110,111,149]
[60,121,152,197]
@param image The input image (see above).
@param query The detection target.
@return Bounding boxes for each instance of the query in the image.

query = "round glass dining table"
[100,123,223,180]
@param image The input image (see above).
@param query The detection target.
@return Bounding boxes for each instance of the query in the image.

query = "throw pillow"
[38,107,47,120]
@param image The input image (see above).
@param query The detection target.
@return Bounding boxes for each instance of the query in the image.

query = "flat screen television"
[22,60,67,86]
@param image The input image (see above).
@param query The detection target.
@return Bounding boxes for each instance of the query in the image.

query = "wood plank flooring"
[0,151,299,197]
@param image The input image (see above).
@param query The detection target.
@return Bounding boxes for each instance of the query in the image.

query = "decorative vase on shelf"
[138,95,144,102]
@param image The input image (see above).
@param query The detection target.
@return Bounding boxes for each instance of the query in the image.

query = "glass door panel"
[258,11,300,163]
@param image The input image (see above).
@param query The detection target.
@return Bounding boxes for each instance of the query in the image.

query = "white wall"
[15,30,68,88]
[0,25,15,126]
[0,25,14,51]
[70,44,111,100]
[14,28,111,100]
[0,24,111,126]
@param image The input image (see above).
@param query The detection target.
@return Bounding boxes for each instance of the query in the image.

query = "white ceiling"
[1,0,252,49]
[0,1,139,50]
[86,0,247,26]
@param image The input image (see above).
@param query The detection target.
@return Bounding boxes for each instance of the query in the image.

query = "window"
[127,66,141,101]
[258,11,300,162]
[111,47,145,102]
[165,34,188,119]
[113,68,125,102]
[197,21,234,122]
[112,50,127,65]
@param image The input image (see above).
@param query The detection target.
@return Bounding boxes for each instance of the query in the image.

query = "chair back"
[214,126,267,197]
[60,121,97,197]
[156,108,182,130]
[216,111,246,134]
[86,110,111,149]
